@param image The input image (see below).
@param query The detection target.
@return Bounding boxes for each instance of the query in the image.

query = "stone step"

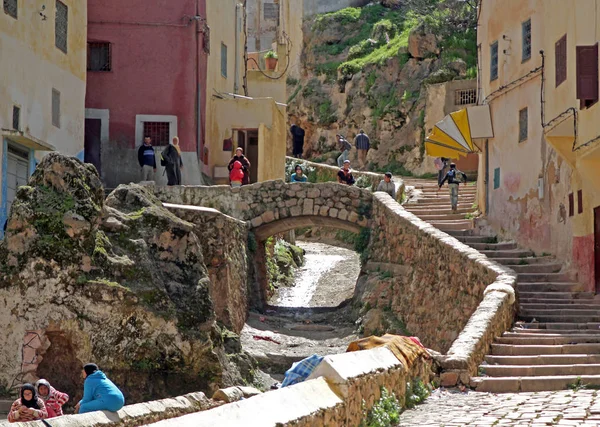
[495,335,600,345]
[514,322,600,330]
[444,229,476,237]
[491,343,600,355]
[517,282,584,293]
[427,220,474,231]
[481,363,600,377]
[519,314,600,324]
[508,329,600,336]
[480,249,534,258]
[413,213,470,221]
[518,292,595,301]
[520,309,600,317]
[517,273,570,282]
[493,256,555,266]
[486,354,600,365]
[404,207,474,215]
[470,375,600,393]
[468,242,518,251]
[506,264,563,273]
[521,302,600,310]
[453,235,498,244]
[416,197,475,205]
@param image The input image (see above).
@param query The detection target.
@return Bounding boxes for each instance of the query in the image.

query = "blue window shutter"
[493,168,500,189]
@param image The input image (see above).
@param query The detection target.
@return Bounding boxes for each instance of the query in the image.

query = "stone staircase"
[403,178,600,393]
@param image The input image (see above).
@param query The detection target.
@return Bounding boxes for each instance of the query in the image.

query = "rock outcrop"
[0,154,252,406]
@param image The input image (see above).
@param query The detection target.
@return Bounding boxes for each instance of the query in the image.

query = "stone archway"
[252,215,363,242]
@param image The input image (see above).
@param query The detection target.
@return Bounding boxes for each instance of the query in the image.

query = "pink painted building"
[85,0,208,187]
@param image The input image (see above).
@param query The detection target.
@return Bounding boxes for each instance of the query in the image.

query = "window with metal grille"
[578,189,583,214]
[221,43,228,78]
[52,89,60,128]
[264,3,279,20]
[555,34,567,87]
[88,42,111,71]
[576,43,599,109]
[522,19,531,62]
[490,41,498,81]
[143,122,170,146]
[455,89,477,106]
[519,108,528,142]
[3,0,17,19]
[55,0,68,53]
[568,193,574,217]
[493,168,500,189]
[12,106,20,130]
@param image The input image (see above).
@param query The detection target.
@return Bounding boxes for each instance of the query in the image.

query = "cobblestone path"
[397,389,600,426]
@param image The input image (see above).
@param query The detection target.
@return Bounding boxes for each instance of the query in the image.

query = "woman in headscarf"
[75,363,124,414]
[161,136,183,186]
[35,379,69,418]
[7,383,48,422]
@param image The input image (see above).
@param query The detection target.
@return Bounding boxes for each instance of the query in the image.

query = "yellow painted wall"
[0,0,86,209]
[247,70,287,104]
[279,0,304,79]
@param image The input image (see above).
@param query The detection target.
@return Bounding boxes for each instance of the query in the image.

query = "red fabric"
[43,386,69,418]
[230,161,244,183]
[7,398,48,422]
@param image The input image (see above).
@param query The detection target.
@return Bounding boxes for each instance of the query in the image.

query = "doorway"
[84,118,102,176]
[595,206,600,293]
[6,144,30,218]
[235,129,259,184]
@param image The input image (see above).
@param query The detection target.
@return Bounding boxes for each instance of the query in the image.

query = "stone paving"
[397,389,600,426]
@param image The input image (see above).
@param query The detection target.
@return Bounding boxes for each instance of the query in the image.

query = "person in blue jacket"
[75,363,125,414]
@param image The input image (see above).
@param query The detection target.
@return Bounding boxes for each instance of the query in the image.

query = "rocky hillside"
[288,0,477,176]
[0,154,257,405]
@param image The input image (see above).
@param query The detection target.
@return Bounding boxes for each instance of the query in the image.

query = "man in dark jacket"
[137,136,156,182]
[354,129,370,169]
[439,163,468,212]
[228,147,251,185]
[290,124,305,159]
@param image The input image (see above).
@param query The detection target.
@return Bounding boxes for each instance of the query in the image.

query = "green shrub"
[264,50,278,59]
[359,387,402,427]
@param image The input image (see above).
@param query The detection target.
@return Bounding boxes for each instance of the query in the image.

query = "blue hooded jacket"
[79,370,124,413]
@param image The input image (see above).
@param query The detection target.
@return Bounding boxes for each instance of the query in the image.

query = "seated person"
[8,383,47,423]
[75,364,125,414]
[291,165,308,183]
[337,160,356,186]
[376,172,396,199]
[36,379,69,418]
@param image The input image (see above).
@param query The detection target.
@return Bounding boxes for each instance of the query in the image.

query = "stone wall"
[164,206,250,334]
[360,193,517,383]
[0,392,217,427]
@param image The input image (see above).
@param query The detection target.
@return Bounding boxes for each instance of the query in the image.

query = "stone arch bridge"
[153,180,374,241]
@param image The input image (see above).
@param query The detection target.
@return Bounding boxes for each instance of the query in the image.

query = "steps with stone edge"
[404,178,600,393]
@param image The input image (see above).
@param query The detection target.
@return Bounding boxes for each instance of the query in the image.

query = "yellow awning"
[425,106,493,159]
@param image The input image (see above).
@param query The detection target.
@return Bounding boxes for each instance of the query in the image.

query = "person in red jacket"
[8,383,48,423]
[229,160,245,187]
[36,379,69,418]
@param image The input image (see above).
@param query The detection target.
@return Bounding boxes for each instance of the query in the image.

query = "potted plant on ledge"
[265,50,278,71]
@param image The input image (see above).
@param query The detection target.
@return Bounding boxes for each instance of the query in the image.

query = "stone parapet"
[0,392,216,427]
[363,193,517,386]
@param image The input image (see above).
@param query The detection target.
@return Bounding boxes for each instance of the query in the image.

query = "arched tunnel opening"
[243,223,365,384]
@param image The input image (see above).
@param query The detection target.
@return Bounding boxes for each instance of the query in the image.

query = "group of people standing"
[137,136,183,186]
[8,364,124,423]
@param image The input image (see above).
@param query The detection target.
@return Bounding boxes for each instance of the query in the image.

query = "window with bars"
[264,3,279,20]
[3,0,17,19]
[12,106,20,130]
[52,89,60,128]
[143,122,170,146]
[490,41,498,81]
[519,108,528,142]
[578,190,583,214]
[522,19,531,62]
[455,89,477,106]
[88,42,111,71]
[221,43,228,78]
[555,34,567,87]
[576,43,599,109]
[55,0,68,53]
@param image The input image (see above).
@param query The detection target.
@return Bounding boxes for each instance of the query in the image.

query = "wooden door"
[595,206,600,293]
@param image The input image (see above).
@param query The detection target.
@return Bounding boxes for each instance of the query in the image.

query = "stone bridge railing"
[153,180,374,241]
